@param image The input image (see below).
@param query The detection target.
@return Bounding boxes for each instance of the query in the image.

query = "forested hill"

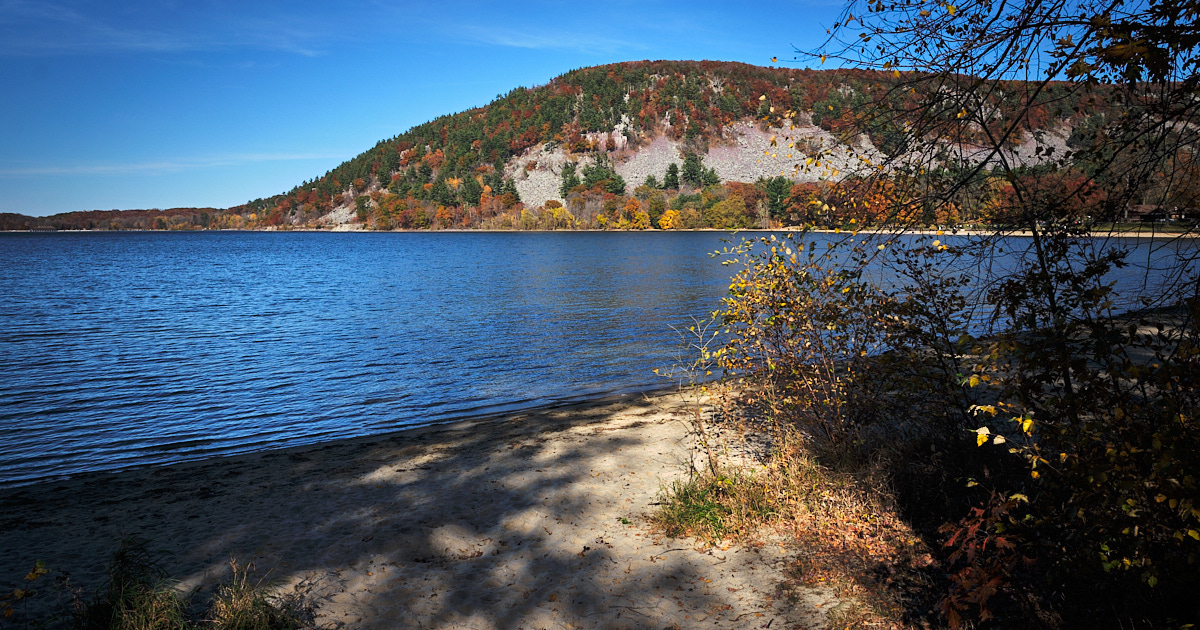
[7,60,1119,231]
[230,59,1109,229]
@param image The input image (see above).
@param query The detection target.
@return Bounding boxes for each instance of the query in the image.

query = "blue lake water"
[1,230,1194,487]
[0,231,746,487]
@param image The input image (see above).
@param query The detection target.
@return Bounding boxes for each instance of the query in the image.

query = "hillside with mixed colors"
[6,59,1166,232]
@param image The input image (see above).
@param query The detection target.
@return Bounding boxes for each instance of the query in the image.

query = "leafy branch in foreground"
[704,0,1200,622]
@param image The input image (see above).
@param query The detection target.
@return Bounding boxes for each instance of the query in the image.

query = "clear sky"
[0,0,844,216]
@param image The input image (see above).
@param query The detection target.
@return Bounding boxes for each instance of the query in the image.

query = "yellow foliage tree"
[658,209,681,229]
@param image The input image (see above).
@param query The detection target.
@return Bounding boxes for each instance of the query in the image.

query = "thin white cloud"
[453,24,645,55]
[0,152,349,177]
[0,0,328,56]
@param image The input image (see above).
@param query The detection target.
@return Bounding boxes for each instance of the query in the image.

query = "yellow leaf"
[975,427,990,446]
[771,56,778,63]
[1010,493,1029,503]
[820,55,826,64]
[993,435,1006,445]
[893,69,900,78]
[919,9,930,16]
[947,4,957,14]
[759,94,767,101]
[968,375,980,387]
[1190,530,1200,541]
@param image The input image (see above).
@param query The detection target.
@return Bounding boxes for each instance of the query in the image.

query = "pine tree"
[664,163,680,190]
[560,162,582,198]
[681,154,703,188]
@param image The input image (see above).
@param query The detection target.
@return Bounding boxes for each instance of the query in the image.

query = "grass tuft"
[73,535,189,630]
[205,561,308,630]
[3,536,313,630]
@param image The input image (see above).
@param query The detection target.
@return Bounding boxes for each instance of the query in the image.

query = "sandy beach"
[1,391,836,629]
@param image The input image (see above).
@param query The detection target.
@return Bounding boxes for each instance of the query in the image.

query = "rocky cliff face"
[289,61,1091,226]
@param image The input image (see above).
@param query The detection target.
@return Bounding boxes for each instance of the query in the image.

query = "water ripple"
[0,231,738,486]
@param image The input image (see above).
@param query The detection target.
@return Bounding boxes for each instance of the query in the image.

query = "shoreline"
[6,225,1197,238]
[0,385,689,491]
[0,389,834,629]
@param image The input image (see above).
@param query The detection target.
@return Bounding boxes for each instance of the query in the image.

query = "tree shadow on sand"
[1,394,827,629]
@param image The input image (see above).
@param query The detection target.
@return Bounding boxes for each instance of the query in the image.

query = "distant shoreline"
[5,226,1198,238]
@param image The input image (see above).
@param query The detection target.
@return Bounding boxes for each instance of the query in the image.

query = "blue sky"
[0,1,844,216]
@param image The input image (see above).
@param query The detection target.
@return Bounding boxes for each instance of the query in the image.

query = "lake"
[0,231,744,487]
[1,229,1194,487]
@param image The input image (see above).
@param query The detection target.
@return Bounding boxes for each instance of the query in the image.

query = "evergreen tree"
[459,177,483,207]
[431,179,456,207]
[762,176,792,218]
[642,174,661,189]
[664,163,680,190]
[388,177,408,197]
[606,173,627,196]
[501,178,521,203]
[681,154,704,188]
[582,155,624,194]
[702,167,721,187]
[560,162,582,198]
[380,149,400,182]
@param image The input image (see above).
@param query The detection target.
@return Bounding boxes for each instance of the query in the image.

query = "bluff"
[8,60,1113,231]
[233,59,1096,230]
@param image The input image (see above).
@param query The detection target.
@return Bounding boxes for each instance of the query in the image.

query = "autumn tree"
[778,0,1200,624]
[657,208,681,229]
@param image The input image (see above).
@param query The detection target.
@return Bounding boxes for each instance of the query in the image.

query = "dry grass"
[205,560,310,630]
[3,538,313,630]
[652,386,944,628]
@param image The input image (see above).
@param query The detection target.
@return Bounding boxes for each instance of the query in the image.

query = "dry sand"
[0,391,837,629]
